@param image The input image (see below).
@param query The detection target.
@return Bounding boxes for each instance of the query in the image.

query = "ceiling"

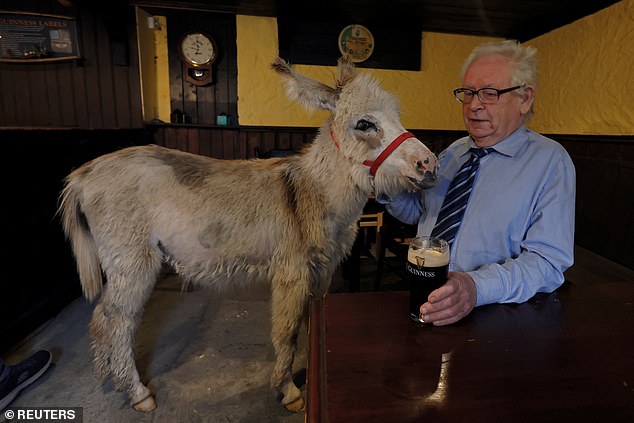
[134,0,621,41]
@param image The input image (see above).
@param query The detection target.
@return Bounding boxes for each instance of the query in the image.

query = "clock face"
[180,32,216,65]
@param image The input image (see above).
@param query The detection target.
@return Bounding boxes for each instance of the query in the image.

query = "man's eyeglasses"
[453,85,525,104]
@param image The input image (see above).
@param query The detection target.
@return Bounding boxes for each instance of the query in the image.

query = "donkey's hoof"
[284,396,305,413]
[132,394,157,412]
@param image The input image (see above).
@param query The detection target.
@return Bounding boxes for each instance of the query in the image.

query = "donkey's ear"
[272,57,338,112]
[335,56,357,89]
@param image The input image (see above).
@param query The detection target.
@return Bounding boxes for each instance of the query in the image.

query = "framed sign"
[0,11,80,63]
[338,24,374,63]
[278,17,421,71]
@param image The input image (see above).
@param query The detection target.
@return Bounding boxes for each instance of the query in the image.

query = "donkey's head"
[272,57,437,198]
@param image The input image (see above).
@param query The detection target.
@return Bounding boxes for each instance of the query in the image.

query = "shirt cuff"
[469,271,498,307]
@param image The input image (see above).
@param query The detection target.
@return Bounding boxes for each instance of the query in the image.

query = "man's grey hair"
[461,39,538,88]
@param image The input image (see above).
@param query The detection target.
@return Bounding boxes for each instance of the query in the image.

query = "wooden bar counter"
[307,281,634,422]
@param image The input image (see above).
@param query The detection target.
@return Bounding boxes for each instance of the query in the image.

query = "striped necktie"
[431,147,493,245]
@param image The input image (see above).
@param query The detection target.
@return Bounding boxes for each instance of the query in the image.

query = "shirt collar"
[465,125,529,158]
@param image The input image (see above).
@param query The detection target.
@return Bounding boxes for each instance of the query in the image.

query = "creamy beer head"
[408,245,450,268]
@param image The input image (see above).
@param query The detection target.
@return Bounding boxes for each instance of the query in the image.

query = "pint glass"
[407,236,450,323]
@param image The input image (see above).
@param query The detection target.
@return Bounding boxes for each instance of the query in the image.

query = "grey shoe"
[0,350,52,411]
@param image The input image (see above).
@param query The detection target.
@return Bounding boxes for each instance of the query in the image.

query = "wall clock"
[179,31,217,86]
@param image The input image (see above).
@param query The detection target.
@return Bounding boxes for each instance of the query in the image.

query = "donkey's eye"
[354,119,376,132]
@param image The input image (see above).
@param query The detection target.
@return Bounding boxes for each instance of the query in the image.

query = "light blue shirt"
[385,126,576,307]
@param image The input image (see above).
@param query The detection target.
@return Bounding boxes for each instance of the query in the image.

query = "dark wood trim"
[307,297,326,423]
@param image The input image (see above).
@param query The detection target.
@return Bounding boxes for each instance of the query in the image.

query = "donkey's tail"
[58,178,103,301]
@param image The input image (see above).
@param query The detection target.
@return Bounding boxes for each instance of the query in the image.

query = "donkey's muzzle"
[420,170,437,189]
[414,156,437,189]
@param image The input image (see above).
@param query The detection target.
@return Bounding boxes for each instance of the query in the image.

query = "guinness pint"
[407,236,450,323]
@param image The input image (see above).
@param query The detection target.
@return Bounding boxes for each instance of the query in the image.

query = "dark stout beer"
[407,237,450,323]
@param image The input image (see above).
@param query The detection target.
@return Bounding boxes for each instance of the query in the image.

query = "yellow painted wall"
[136,9,171,122]
[236,0,634,135]
[528,0,634,135]
[136,7,156,122]
[236,15,495,130]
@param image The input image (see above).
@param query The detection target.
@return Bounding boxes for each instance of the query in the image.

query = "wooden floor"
[4,276,310,422]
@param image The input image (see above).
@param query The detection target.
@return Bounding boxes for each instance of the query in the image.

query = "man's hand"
[420,271,477,326]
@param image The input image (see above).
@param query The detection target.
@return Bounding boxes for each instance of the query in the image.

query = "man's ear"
[520,86,535,114]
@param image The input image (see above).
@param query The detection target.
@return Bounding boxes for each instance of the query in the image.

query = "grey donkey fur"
[59,57,438,413]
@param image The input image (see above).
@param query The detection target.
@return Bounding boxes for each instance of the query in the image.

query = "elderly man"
[385,40,576,325]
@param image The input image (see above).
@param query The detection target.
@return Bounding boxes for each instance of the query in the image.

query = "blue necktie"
[431,148,493,245]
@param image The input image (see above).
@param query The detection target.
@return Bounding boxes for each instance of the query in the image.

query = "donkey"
[59,57,437,413]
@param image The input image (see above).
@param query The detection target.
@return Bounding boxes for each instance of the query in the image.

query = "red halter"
[330,126,416,176]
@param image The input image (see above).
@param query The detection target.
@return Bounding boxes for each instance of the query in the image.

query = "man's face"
[462,55,533,147]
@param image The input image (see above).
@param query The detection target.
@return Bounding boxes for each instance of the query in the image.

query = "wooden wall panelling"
[171,11,196,122]
[214,14,238,124]
[196,77,215,123]
[91,3,137,129]
[559,139,605,249]
[175,126,190,152]
[151,7,237,126]
[210,127,225,158]
[0,67,15,124]
[148,124,318,159]
[119,10,144,129]
[291,132,307,151]
[206,15,236,122]
[56,62,77,126]
[259,131,277,157]
[189,127,202,155]
[93,11,115,128]
[573,156,612,244]
[169,41,186,123]
[81,6,106,128]
[182,73,198,125]
[3,63,33,126]
[0,1,143,129]
[607,165,634,264]
[89,2,142,129]
[276,131,292,150]
[164,125,179,149]
[556,136,634,270]
[186,127,196,152]
[41,66,59,125]
[149,126,463,160]
[198,128,212,157]
[70,52,90,127]
[243,130,255,158]
[229,128,242,159]
[151,123,165,146]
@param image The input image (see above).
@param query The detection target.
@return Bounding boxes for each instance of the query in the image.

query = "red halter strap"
[330,126,416,176]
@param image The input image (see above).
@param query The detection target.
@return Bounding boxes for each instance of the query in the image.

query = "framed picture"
[0,11,80,63]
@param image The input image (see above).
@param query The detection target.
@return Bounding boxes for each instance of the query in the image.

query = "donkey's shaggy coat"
[59,57,437,412]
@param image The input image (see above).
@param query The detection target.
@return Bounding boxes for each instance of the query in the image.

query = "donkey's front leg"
[270,274,309,412]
